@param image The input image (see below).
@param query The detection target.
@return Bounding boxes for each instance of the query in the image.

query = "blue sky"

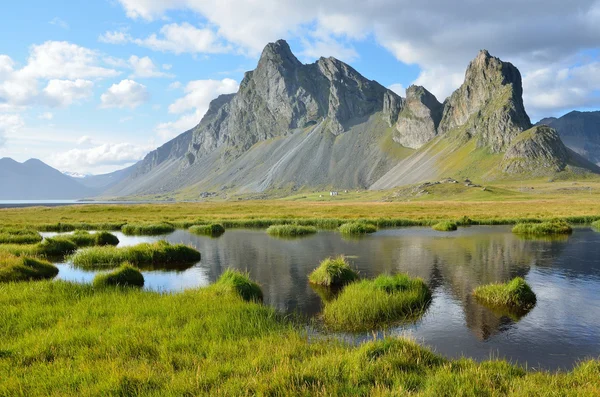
[0,0,598,174]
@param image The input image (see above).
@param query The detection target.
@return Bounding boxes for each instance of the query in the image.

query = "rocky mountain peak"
[438,50,531,152]
[393,85,443,149]
[257,39,301,71]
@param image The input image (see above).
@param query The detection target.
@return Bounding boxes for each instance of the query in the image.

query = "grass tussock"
[592,220,600,231]
[323,274,432,332]
[93,263,144,288]
[70,241,201,269]
[121,223,175,236]
[473,277,537,311]
[0,281,599,395]
[512,220,573,236]
[0,228,42,244]
[308,256,358,287]
[338,222,377,235]
[432,221,458,231]
[214,269,263,302]
[266,224,317,237]
[189,224,226,237]
[0,252,58,282]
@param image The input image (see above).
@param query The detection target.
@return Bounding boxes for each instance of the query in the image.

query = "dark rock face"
[536,111,600,165]
[393,85,443,149]
[438,50,532,152]
[501,126,569,174]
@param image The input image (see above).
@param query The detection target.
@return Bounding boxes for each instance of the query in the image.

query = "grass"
[473,277,537,311]
[512,220,573,236]
[0,280,599,395]
[93,263,144,288]
[266,224,317,237]
[0,228,42,244]
[95,231,120,246]
[308,256,358,287]
[339,222,377,235]
[432,221,458,231]
[70,241,201,269]
[592,220,600,231]
[121,223,175,236]
[322,274,432,332]
[0,252,58,282]
[189,224,226,237]
[67,230,120,247]
[214,269,263,302]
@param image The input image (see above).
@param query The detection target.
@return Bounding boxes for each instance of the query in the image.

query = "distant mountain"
[73,166,134,191]
[63,171,89,178]
[101,41,599,199]
[536,111,600,165]
[0,158,96,200]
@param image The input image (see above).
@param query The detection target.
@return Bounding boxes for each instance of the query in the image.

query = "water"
[47,226,600,370]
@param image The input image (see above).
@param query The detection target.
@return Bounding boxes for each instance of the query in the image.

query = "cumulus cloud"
[42,79,94,107]
[100,79,150,109]
[128,55,172,78]
[50,141,154,171]
[98,30,131,45]
[156,78,238,140]
[0,113,25,146]
[115,0,600,114]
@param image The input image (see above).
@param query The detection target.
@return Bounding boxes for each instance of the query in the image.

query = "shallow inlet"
[45,225,600,371]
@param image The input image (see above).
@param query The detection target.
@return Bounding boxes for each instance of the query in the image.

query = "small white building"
[330,191,339,196]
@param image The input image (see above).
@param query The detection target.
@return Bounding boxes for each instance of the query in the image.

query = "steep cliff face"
[393,85,442,149]
[501,126,569,174]
[536,111,600,165]
[438,50,531,152]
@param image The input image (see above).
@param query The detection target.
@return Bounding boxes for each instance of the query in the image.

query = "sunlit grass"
[0,252,58,282]
[308,256,358,287]
[93,263,144,288]
[339,222,377,235]
[432,221,458,231]
[512,220,572,236]
[121,223,175,236]
[189,224,226,237]
[473,277,537,311]
[266,224,317,237]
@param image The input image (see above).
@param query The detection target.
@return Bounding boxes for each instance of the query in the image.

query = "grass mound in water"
[473,277,537,311]
[189,224,226,237]
[214,269,263,302]
[308,256,358,287]
[338,222,377,235]
[512,220,572,236]
[0,228,42,244]
[323,273,432,332]
[266,224,317,237]
[93,263,144,288]
[121,223,175,236]
[432,221,458,231]
[592,220,600,231]
[0,252,58,282]
[38,237,78,257]
[70,241,201,269]
[95,231,120,246]
[68,230,120,247]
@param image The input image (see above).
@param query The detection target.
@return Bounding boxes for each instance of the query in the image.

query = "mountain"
[0,158,95,200]
[72,166,134,191]
[535,111,600,165]
[64,171,89,178]
[104,42,599,199]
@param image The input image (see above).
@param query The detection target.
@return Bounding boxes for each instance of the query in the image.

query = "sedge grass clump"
[308,256,358,287]
[215,269,263,302]
[592,220,600,231]
[0,252,58,282]
[95,231,120,246]
[0,228,42,244]
[189,224,226,237]
[68,230,97,247]
[432,221,458,232]
[70,241,201,269]
[323,273,431,332]
[121,223,175,236]
[338,222,377,235]
[473,277,537,311]
[93,263,144,288]
[266,224,317,237]
[512,220,572,236]
[38,237,78,257]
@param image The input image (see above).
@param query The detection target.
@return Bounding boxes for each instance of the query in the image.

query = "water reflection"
[47,226,600,369]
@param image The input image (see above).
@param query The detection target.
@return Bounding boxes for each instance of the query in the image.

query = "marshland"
[2,203,600,394]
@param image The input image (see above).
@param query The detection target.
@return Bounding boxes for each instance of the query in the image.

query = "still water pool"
[46,226,600,370]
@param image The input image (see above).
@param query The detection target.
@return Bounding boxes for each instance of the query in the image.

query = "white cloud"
[98,31,131,45]
[300,35,358,62]
[38,112,54,120]
[50,141,154,171]
[49,17,69,30]
[100,79,150,109]
[43,79,94,107]
[387,83,405,96]
[168,81,182,90]
[0,113,25,146]
[77,135,94,146]
[128,55,172,78]
[156,78,239,140]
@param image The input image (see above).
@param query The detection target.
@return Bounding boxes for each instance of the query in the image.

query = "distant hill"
[0,158,96,200]
[72,166,134,191]
[536,111,600,165]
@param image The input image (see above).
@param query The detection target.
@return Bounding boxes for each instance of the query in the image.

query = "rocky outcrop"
[393,85,442,149]
[500,126,569,174]
[438,50,531,152]
[536,111,600,165]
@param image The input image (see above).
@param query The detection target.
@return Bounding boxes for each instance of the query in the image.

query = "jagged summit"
[393,85,443,149]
